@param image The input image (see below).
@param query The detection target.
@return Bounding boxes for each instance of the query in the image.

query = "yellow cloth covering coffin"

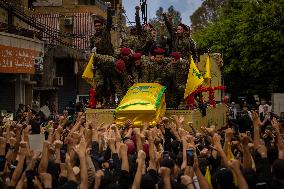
[115,83,166,127]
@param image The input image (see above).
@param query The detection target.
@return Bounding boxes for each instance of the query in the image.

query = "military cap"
[132,53,142,61]
[170,52,181,60]
[120,47,132,56]
[154,47,165,55]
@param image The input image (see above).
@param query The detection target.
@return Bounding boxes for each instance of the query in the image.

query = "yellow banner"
[82,53,95,87]
[184,56,204,98]
[204,55,211,83]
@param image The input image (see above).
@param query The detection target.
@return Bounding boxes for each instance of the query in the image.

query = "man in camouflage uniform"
[147,48,168,84]
[135,6,158,55]
[165,52,189,108]
[162,13,198,62]
[93,54,128,103]
[128,53,149,85]
[90,7,114,55]
[90,6,114,107]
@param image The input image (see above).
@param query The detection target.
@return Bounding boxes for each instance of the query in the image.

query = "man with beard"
[162,13,198,62]
[90,6,114,55]
[90,6,114,107]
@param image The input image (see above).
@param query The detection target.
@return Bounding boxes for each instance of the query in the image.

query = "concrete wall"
[272,93,284,115]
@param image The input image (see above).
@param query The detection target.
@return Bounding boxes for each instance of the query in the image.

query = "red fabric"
[120,47,132,56]
[154,47,165,55]
[115,59,126,72]
[89,87,96,108]
[170,52,181,60]
[132,53,142,61]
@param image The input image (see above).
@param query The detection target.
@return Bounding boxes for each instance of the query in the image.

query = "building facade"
[0,1,44,114]
[1,0,124,114]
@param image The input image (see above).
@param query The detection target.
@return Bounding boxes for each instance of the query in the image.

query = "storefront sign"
[0,44,41,74]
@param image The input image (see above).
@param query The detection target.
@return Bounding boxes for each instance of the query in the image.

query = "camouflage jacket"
[163,14,198,60]
[165,59,189,92]
[93,54,127,83]
[135,13,157,54]
[90,8,114,56]
[148,58,168,84]
[131,56,151,83]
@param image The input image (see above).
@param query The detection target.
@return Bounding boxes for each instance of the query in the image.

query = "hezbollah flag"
[82,53,95,87]
[227,143,238,186]
[184,56,204,99]
[204,54,211,84]
[205,166,213,189]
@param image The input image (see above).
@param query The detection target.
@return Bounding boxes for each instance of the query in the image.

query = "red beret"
[115,59,125,72]
[154,47,165,55]
[170,52,181,60]
[178,23,188,31]
[120,47,132,56]
[132,53,142,61]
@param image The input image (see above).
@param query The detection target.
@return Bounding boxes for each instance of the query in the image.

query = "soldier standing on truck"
[162,12,198,63]
[90,6,114,107]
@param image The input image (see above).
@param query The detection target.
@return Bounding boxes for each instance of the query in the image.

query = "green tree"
[190,0,228,31]
[192,0,284,96]
[150,5,182,35]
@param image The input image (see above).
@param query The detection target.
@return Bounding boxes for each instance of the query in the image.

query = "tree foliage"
[190,0,228,30]
[150,5,182,35]
[192,0,284,96]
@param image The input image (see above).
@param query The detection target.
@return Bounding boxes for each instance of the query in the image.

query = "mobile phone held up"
[186,148,194,166]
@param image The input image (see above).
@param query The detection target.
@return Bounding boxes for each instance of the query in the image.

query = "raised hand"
[73,136,88,158]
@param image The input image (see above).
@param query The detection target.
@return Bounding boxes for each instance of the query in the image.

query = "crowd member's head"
[212,168,235,189]
[170,52,181,63]
[132,52,142,67]
[153,47,165,63]
[263,104,269,113]
[272,159,284,183]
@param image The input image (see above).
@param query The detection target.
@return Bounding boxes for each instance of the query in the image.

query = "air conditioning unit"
[20,74,30,82]
[53,77,63,86]
[64,17,73,26]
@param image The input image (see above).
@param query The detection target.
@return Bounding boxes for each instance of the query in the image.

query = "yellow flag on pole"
[205,166,213,189]
[226,143,238,186]
[204,55,211,83]
[184,56,204,99]
[82,53,95,87]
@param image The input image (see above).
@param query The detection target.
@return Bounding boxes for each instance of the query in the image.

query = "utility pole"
[140,0,147,24]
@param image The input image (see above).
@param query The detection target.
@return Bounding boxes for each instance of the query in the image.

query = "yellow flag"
[82,53,95,87]
[226,143,238,186]
[205,166,213,189]
[204,55,211,83]
[184,56,204,99]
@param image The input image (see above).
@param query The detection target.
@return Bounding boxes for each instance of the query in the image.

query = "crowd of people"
[0,103,284,189]
[89,6,198,108]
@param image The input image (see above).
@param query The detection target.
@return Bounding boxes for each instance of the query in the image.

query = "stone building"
[1,0,124,113]
[0,0,44,114]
